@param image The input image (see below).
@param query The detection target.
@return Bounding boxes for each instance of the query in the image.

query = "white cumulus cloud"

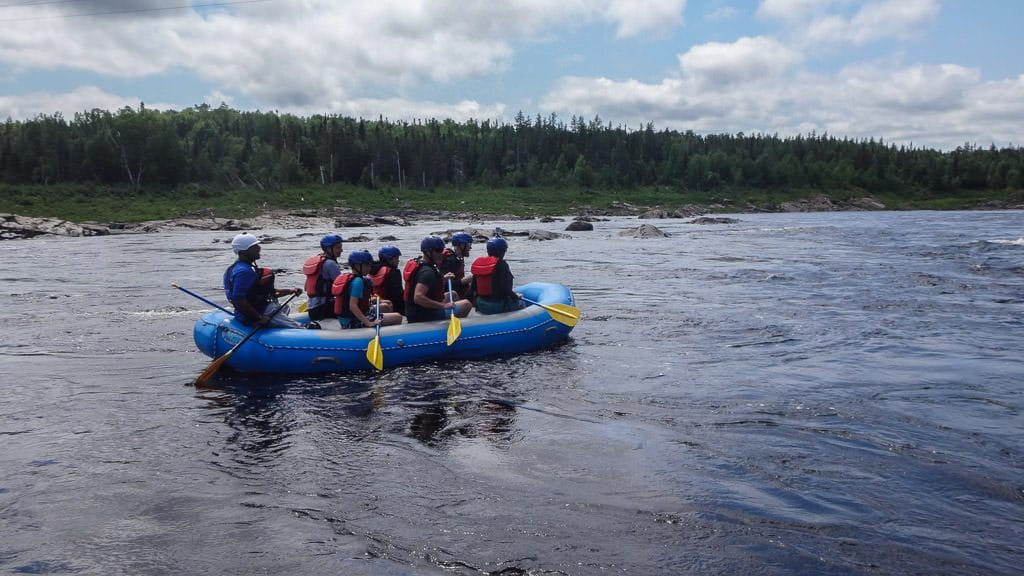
[541,56,1020,150]
[0,86,173,120]
[678,36,802,85]
[761,0,940,47]
[605,0,687,38]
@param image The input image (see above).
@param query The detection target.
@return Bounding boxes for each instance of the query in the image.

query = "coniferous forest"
[1,103,1022,220]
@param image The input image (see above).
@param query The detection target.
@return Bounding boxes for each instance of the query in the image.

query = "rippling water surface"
[1,210,1022,575]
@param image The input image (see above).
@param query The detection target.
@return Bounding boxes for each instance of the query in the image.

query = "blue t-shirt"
[338,276,370,327]
[224,261,258,303]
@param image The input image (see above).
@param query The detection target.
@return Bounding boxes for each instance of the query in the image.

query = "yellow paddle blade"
[446,313,462,346]
[297,301,308,313]
[540,303,580,327]
[366,335,384,370]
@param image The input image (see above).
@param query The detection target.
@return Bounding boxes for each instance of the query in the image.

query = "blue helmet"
[486,237,508,257]
[378,245,402,260]
[420,235,445,253]
[451,232,474,246]
[320,234,343,250]
[348,250,373,266]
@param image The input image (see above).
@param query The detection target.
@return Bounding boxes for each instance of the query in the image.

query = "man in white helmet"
[224,233,304,328]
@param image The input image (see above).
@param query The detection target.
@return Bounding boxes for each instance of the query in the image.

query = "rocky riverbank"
[3,193,1020,240]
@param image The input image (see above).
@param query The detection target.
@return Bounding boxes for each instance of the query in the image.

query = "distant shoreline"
[3,181,1023,229]
[3,192,1023,240]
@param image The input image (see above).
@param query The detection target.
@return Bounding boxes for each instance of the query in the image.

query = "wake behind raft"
[192,282,578,374]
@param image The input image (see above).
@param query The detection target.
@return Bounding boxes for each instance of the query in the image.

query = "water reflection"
[197,369,522,467]
[408,400,448,445]
[198,381,294,467]
[401,381,518,447]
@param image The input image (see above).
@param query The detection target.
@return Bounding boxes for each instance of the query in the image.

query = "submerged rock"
[528,229,570,241]
[688,217,740,225]
[620,223,669,238]
[434,227,569,241]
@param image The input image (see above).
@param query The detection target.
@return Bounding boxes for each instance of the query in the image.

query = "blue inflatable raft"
[192,282,577,374]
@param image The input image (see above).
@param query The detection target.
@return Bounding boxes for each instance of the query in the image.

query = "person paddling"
[404,235,472,323]
[224,233,303,328]
[471,237,524,315]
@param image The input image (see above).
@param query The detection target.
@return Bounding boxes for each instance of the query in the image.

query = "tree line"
[2,103,1022,196]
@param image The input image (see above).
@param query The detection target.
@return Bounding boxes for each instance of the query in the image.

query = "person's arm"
[413,282,452,309]
[348,277,378,327]
[387,270,404,303]
[230,298,267,324]
[323,260,341,284]
[497,261,516,298]
[349,295,378,327]
[227,267,265,323]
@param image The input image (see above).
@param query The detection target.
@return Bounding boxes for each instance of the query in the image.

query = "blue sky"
[0,0,1021,150]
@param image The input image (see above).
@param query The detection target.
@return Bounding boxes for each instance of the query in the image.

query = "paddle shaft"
[172,283,233,315]
[445,277,462,345]
[194,293,297,386]
[365,295,384,370]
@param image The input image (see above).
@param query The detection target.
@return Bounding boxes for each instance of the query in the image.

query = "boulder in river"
[687,217,740,225]
[639,209,673,219]
[528,229,570,241]
[620,223,669,238]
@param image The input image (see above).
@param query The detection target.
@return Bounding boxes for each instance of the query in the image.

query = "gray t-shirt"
[308,258,342,310]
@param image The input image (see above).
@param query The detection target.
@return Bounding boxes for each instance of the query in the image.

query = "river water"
[1,210,1022,575]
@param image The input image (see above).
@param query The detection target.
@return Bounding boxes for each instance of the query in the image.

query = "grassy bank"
[0,183,1019,223]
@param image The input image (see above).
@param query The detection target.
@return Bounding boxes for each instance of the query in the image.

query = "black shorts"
[307,302,335,321]
[406,308,447,323]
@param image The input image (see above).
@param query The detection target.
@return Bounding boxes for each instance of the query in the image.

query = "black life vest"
[403,257,443,304]
[302,253,334,297]
[470,256,500,297]
[441,248,465,279]
[331,272,371,316]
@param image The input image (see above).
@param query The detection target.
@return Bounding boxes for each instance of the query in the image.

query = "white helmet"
[231,233,260,254]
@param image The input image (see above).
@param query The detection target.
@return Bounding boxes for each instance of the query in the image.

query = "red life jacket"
[470,256,500,297]
[302,254,332,296]
[402,258,422,303]
[331,273,371,316]
[258,266,282,305]
[369,264,393,296]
